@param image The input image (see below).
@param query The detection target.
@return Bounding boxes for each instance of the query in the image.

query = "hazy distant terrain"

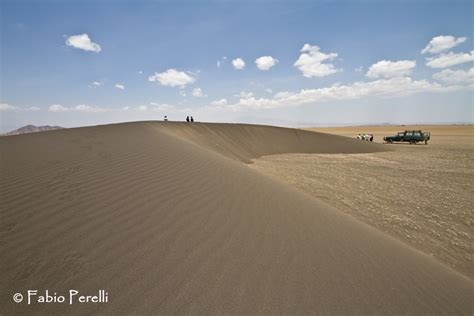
[3,125,64,136]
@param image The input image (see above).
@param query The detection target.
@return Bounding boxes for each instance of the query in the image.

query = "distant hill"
[3,124,64,136]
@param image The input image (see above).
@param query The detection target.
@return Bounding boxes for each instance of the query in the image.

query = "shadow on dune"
[155,121,387,163]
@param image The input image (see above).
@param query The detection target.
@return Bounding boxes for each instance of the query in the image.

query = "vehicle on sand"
[384,130,430,144]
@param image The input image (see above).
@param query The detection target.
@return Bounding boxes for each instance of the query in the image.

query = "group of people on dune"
[357,133,374,142]
[162,116,195,122]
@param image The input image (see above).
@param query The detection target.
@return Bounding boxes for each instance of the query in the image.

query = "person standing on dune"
[186,116,190,122]
[191,116,194,122]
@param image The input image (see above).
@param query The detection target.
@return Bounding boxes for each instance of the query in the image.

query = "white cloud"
[192,88,206,98]
[265,88,273,93]
[425,51,474,68]
[0,104,43,112]
[152,103,175,111]
[421,35,467,54]
[0,103,18,111]
[115,84,125,90]
[48,104,108,113]
[89,81,103,88]
[211,98,228,107]
[74,104,106,113]
[217,56,227,68]
[179,90,187,97]
[148,69,196,87]
[48,104,69,112]
[236,91,254,99]
[230,97,279,111]
[255,56,278,70]
[208,77,469,112]
[432,68,474,84]
[355,66,363,72]
[232,58,246,70]
[65,34,101,53]
[366,60,416,78]
[128,104,176,112]
[138,70,143,74]
[294,44,340,78]
[0,104,42,112]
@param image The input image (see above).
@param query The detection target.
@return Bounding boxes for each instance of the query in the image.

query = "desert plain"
[0,122,472,315]
[252,125,473,278]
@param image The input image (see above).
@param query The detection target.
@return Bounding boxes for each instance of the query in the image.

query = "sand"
[309,124,473,142]
[1,122,472,315]
[253,125,474,277]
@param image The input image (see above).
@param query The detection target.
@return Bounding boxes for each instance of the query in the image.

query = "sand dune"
[158,122,386,162]
[1,122,472,315]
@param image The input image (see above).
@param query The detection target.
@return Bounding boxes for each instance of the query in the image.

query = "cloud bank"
[209,77,470,112]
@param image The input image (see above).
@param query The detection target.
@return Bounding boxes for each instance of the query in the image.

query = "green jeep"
[383,130,430,144]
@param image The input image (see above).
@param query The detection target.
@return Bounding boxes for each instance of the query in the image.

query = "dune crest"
[157,121,386,163]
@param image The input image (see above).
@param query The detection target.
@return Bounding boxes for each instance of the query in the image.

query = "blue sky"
[1,0,473,132]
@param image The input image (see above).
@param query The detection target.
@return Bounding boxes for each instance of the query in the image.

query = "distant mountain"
[4,125,64,136]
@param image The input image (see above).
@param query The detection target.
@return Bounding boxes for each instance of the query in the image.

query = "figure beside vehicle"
[356,133,374,142]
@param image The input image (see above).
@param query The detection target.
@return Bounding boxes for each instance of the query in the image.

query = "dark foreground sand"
[1,122,472,315]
